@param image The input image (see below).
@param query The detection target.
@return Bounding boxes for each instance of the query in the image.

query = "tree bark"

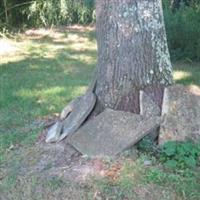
[94,0,173,114]
[46,0,173,143]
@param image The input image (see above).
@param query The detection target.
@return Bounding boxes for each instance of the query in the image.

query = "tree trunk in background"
[94,0,173,114]
[3,0,8,24]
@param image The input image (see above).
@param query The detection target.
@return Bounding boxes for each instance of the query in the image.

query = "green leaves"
[162,141,177,156]
[184,156,196,168]
[160,141,200,170]
[164,160,177,169]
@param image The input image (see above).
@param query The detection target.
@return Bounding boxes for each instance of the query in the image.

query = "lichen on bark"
[95,0,173,113]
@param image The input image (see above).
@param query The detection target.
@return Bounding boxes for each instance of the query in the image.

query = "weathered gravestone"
[69,109,160,157]
[46,91,96,143]
[60,91,96,141]
[159,84,200,144]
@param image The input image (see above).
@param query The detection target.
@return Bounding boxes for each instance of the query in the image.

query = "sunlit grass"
[173,62,200,86]
[0,26,97,156]
[173,71,192,81]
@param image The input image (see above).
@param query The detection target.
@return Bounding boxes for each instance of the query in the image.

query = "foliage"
[26,0,95,27]
[1,0,200,61]
[138,138,200,170]
[137,137,159,156]
[160,141,200,170]
[164,0,200,61]
[0,0,95,29]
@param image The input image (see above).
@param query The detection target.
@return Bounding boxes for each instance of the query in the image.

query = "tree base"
[46,84,165,143]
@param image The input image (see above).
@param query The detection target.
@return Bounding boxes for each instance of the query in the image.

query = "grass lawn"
[0,26,200,199]
[0,26,96,154]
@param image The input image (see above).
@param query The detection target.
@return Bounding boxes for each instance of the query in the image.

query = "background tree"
[3,0,8,24]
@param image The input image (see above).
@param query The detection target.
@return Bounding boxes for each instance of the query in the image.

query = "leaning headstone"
[69,109,160,157]
[59,91,96,141]
[45,121,63,143]
[159,84,200,144]
[60,97,81,120]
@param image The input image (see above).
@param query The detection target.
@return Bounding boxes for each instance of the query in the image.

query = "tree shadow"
[23,26,96,46]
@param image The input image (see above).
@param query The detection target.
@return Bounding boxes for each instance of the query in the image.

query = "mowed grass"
[0,26,97,159]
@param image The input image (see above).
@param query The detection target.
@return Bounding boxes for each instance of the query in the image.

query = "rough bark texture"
[95,0,173,114]
[46,0,173,143]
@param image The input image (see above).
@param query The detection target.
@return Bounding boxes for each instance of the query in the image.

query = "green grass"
[1,26,200,199]
[94,155,200,200]
[0,26,97,158]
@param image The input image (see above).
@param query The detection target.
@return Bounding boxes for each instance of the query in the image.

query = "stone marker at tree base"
[69,109,160,157]
[45,91,96,143]
[159,84,200,144]
[60,92,96,141]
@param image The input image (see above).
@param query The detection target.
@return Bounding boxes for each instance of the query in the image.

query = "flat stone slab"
[69,109,160,157]
[159,84,200,144]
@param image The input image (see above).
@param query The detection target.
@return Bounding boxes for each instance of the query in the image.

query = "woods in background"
[0,0,95,28]
[1,0,200,61]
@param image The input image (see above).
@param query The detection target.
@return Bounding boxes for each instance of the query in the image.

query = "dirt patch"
[0,137,108,200]
[0,132,179,200]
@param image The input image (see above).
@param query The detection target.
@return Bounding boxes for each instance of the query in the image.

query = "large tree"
[94,0,172,114]
[46,0,173,142]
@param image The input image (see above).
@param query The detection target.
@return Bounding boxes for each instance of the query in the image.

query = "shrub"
[160,141,200,170]
[164,1,200,61]
[0,0,95,29]
[26,0,95,27]
[138,138,200,170]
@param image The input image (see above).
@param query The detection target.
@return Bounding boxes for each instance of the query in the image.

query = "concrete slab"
[70,109,160,157]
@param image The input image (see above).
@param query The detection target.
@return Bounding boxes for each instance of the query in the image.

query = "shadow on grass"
[0,49,96,109]
[23,26,96,47]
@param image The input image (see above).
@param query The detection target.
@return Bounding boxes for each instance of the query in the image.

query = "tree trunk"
[94,0,173,114]
[46,0,173,143]
[171,0,190,11]
[3,0,8,24]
